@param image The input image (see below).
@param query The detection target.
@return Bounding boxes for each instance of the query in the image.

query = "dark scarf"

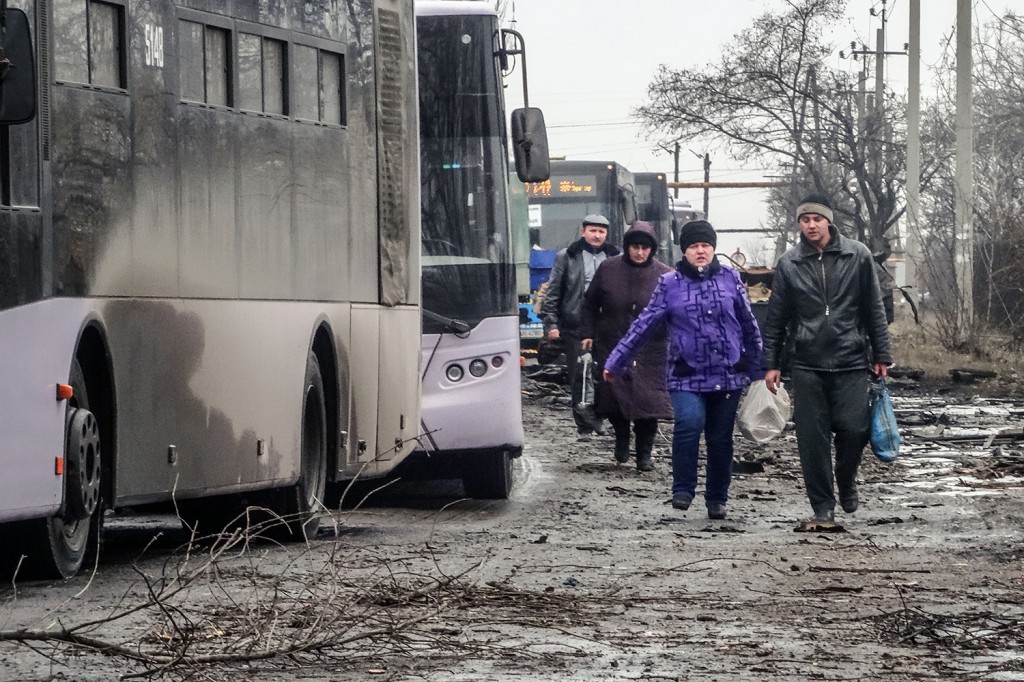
[677,256,721,281]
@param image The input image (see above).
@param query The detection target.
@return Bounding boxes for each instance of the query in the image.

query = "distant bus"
[525,160,638,252]
[520,160,637,349]
[414,0,549,498]
[635,172,677,262]
[671,198,706,228]
[0,0,421,578]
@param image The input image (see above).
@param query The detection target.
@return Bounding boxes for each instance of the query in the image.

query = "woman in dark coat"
[581,221,672,471]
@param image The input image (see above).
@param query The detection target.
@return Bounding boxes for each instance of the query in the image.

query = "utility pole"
[954,0,974,339]
[700,153,711,218]
[849,6,906,118]
[689,150,711,217]
[875,23,885,115]
[855,53,867,123]
[846,1,906,252]
[673,142,680,199]
[905,0,921,293]
[809,67,822,169]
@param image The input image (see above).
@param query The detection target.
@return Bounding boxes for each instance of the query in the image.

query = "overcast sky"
[501,1,1005,259]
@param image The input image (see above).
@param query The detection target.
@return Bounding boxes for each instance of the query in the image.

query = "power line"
[978,0,1021,34]
[547,120,638,129]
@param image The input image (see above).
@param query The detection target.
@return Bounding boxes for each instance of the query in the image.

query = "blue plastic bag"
[870,379,900,462]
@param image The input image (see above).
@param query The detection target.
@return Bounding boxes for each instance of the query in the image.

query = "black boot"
[609,416,630,463]
[634,419,657,472]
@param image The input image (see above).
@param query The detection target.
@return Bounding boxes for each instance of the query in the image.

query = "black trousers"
[791,369,871,514]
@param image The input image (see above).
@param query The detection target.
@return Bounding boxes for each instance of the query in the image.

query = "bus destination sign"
[524,175,598,198]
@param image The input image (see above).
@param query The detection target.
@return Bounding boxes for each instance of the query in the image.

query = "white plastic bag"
[737,381,792,443]
[575,352,595,411]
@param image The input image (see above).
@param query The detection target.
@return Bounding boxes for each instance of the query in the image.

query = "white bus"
[414,0,549,498]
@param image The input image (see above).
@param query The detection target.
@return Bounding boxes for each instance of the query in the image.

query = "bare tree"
[920,12,1024,350]
[636,0,923,262]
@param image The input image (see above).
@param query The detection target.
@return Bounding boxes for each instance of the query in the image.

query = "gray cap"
[582,213,610,228]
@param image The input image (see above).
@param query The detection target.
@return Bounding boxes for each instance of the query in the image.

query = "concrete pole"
[904,0,921,292]
[673,142,680,199]
[701,153,711,218]
[954,0,974,337]
[857,58,867,130]
[875,27,884,115]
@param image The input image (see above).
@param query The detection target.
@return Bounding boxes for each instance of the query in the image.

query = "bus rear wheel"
[461,448,514,500]
[276,352,328,541]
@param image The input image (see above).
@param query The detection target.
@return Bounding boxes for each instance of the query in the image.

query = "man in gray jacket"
[762,194,891,523]
[542,214,620,435]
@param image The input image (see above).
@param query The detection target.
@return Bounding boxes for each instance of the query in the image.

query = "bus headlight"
[468,359,488,377]
[445,364,464,382]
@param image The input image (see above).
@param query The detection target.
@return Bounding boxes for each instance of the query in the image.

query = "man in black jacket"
[542,214,620,435]
[762,194,892,523]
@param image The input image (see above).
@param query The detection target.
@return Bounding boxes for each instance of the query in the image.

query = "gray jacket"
[762,226,892,372]
[542,238,620,335]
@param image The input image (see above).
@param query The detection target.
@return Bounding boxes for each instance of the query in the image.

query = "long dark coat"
[580,248,672,420]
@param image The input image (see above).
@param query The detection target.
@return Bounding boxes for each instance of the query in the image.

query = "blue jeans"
[670,389,742,506]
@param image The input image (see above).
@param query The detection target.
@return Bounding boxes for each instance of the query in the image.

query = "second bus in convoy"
[413,0,549,498]
[520,159,638,350]
[0,0,422,579]
[635,171,677,262]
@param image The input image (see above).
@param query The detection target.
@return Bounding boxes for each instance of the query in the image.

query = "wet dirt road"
[2,381,1024,680]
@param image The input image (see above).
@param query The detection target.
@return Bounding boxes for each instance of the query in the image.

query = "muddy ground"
[2,372,1024,681]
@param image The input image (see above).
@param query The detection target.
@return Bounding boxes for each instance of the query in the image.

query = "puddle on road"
[883,395,1024,496]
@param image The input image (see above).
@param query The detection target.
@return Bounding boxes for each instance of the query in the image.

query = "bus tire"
[11,359,103,580]
[462,448,514,500]
[277,351,328,541]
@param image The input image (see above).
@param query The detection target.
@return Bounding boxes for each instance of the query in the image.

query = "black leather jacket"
[541,238,620,335]
[762,226,892,372]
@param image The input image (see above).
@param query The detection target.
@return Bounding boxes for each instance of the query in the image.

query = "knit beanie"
[796,194,834,223]
[678,220,717,250]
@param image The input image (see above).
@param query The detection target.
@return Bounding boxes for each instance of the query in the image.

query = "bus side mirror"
[0,9,37,124]
[621,188,638,225]
[510,107,549,183]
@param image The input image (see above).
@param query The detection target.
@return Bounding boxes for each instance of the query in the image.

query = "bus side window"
[54,1,126,89]
[179,19,230,106]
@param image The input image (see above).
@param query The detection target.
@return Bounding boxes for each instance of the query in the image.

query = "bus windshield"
[418,12,514,332]
[527,201,614,250]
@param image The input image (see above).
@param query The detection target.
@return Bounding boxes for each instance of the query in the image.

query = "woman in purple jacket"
[603,221,764,520]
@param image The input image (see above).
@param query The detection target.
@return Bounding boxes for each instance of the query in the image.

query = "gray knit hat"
[796,193,834,223]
